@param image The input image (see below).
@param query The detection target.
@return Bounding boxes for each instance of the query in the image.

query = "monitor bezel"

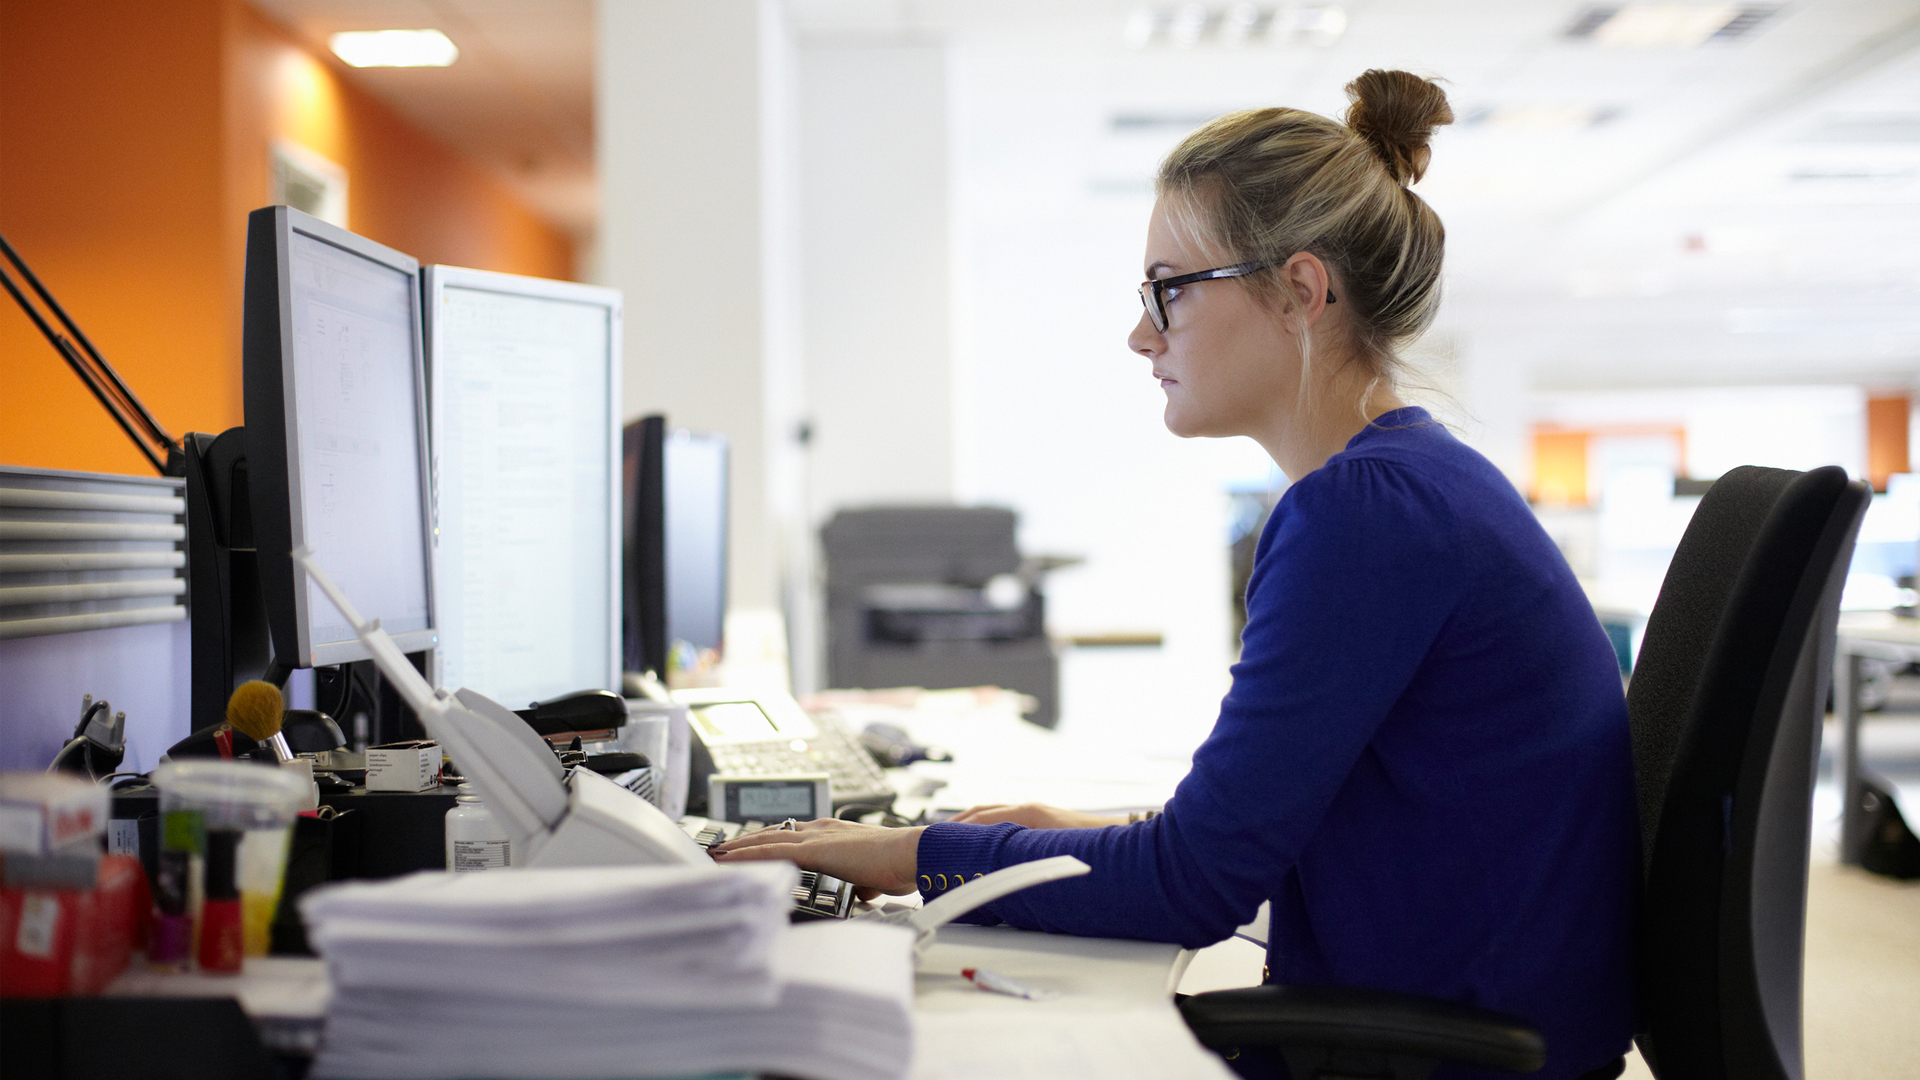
[421,264,625,699]
[244,204,440,669]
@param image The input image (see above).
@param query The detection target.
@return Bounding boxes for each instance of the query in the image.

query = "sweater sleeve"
[913,457,1476,946]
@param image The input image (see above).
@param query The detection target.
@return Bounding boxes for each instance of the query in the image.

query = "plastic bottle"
[444,787,511,871]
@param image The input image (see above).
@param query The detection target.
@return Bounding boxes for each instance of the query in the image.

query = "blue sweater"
[916,409,1638,1079]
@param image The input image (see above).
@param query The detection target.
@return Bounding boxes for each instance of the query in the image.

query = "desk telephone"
[674,688,895,817]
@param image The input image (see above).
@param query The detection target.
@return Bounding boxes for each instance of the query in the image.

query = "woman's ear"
[1278,252,1333,330]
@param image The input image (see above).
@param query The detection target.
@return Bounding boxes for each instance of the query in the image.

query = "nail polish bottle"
[197,829,244,974]
[148,848,192,971]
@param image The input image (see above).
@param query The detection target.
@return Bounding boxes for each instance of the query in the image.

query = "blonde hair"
[1156,70,1454,385]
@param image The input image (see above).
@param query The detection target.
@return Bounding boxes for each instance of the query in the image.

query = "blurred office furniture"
[1178,465,1868,1080]
[0,467,186,642]
[822,507,1060,728]
[0,466,192,772]
[1833,611,1920,868]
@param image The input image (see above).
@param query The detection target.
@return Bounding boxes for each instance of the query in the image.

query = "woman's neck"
[1257,368,1406,481]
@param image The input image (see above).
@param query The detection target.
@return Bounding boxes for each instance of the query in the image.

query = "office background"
[7,1,1916,721]
[4,4,1918,780]
[3,2,1917,1072]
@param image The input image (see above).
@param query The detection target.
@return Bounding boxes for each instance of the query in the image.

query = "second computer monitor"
[425,265,622,707]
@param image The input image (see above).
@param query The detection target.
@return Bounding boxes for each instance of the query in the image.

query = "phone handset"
[863,855,1091,957]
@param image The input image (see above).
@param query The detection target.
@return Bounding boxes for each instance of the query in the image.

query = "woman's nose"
[1128,310,1161,357]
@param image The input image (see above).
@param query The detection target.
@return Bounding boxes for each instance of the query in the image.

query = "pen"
[961,966,1056,1000]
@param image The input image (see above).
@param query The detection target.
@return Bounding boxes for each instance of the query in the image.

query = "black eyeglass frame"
[1137,260,1336,333]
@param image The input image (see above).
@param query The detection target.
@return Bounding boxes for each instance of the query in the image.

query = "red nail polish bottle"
[197,830,244,974]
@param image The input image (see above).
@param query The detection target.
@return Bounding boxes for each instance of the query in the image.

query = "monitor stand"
[183,427,282,731]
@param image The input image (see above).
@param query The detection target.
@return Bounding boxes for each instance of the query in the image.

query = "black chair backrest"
[1628,465,1869,1080]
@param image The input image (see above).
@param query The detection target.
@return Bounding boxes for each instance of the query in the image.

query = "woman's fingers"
[949,804,1011,823]
[709,837,803,860]
[711,821,927,896]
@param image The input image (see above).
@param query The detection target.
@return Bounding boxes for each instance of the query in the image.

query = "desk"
[103,924,1234,1080]
[913,925,1233,1080]
[1834,612,1920,865]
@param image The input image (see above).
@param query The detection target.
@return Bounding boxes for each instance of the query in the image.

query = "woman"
[716,70,1638,1080]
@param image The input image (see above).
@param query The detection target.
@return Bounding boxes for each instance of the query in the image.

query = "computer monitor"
[665,429,728,655]
[244,206,437,669]
[423,266,622,707]
[623,415,668,680]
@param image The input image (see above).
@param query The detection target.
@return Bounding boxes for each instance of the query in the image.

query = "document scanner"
[294,547,707,868]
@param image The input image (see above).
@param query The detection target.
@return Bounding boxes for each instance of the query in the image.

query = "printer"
[821,507,1064,728]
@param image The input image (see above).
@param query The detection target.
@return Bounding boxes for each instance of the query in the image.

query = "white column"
[797,41,955,523]
[596,0,798,621]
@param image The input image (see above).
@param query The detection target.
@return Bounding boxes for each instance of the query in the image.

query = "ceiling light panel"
[1124,4,1347,49]
[330,29,460,68]
[1562,4,1777,48]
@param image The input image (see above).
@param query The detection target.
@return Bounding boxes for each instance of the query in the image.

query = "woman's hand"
[948,803,1127,830]
[710,819,925,901]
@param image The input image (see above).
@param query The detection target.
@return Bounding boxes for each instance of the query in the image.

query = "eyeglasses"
[1136,261,1335,333]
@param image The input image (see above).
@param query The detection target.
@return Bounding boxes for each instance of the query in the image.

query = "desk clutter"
[300,863,916,1080]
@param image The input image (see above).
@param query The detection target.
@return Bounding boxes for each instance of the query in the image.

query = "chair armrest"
[1177,984,1546,1074]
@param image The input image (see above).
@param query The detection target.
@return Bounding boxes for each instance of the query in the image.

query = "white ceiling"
[249,0,1920,390]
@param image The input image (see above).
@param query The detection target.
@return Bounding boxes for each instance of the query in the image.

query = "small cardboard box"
[0,774,109,855]
[365,740,441,792]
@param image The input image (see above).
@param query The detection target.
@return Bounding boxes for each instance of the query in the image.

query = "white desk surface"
[912,924,1234,1080]
[1837,611,1920,651]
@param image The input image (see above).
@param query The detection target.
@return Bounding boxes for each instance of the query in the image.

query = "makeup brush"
[226,680,294,764]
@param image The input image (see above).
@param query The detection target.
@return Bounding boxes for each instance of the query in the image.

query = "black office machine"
[822,506,1061,728]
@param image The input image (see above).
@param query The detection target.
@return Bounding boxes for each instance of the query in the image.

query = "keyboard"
[679,816,856,922]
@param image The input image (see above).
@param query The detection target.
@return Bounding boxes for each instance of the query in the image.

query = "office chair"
[1177,465,1870,1080]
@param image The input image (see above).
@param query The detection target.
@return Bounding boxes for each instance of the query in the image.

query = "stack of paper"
[300,864,916,1080]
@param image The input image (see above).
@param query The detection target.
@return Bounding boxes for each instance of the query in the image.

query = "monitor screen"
[665,429,728,654]
[426,267,622,707]
[245,206,438,669]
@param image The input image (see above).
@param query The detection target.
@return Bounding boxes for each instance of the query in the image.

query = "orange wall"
[1865,394,1911,493]
[2,0,577,478]
[1530,424,1688,506]
[1,0,232,478]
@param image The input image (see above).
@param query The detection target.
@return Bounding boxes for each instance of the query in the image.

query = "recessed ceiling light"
[1123,4,1345,49]
[330,29,460,68]
[1563,5,1775,48]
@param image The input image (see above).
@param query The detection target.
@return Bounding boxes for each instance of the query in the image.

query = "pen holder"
[151,761,308,967]
[620,703,690,819]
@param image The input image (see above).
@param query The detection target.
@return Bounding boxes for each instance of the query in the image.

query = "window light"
[330,29,460,68]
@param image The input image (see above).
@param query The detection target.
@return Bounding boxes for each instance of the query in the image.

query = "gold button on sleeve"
[918,875,932,892]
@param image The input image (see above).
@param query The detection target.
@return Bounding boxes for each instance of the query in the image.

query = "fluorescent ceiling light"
[1590,4,1739,47]
[330,29,459,68]
[1462,104,1620,130]
[1123,4,1345,49]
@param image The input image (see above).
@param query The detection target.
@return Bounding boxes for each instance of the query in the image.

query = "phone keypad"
[707,715,893,807]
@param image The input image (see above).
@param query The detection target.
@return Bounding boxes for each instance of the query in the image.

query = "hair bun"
[1344,70,1453,185]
